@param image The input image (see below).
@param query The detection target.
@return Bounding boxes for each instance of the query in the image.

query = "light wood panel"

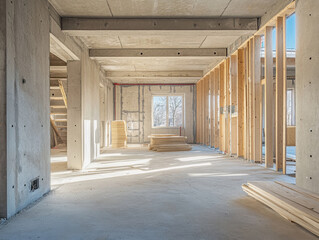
[237,49,245,157]
[231,54,238,155]
[219,62,225,152]
[196,82,200,143]
[282,15,287,174]
[249,38,255,161]
[265,26,274,168]
[214,67,220,149]
[253,35,262,163]
[201,79,205,144]
[276,16,285,171]
[210,72,215,147]
[244,46,249,160]
[225,58,230,154]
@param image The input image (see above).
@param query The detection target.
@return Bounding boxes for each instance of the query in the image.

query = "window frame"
[151,94,185,129]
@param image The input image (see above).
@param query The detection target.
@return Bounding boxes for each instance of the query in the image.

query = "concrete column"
[67,61,83,170]
[1,0,50,219]
[296,0,319,193]
[0,0,7,218]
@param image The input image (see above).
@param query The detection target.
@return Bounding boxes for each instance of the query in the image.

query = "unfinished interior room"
[1,0,319,239]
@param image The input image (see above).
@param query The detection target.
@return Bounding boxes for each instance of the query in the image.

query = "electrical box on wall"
[30,177,39,192]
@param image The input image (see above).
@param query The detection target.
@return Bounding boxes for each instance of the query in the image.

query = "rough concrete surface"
[2,0,51,218]
[0,145,316,240]
[296,0,319,194]
[116,85,195,144]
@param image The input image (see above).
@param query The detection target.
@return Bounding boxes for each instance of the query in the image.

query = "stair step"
[50,89,63,97]
[54,119,67,122]
[50,108,67,114]
[50,99,65,106]
[54,115,67,120]
[55,121,67,126]
[50,77,67,81]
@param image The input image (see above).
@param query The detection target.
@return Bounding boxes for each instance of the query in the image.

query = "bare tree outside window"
[153,96,167,127]
[168,96,183,127]
[152,95,184,128]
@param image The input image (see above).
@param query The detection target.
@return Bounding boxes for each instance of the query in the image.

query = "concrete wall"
[99,78,113,148]
[115,85,195,143]
[1,0,50,218]
[67,60,82,169]
[67,47,109,169]
[81,48,101,167]
[0,0,7,219]
[296,0,319,194]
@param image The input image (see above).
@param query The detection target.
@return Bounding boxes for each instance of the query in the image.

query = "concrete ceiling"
[49,0,277,18]
[49,0,279,83]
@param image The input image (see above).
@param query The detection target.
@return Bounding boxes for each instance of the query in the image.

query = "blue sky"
[261,13,295,50]
[272,13,296,50]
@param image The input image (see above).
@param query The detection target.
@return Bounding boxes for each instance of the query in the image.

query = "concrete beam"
[62,18,258,34]
[105,71,203,78]
[90,48,227,58]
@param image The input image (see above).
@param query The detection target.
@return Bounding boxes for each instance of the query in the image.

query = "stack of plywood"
[111,120,127,148]
[242,181,319,237]
[148,134,192,152]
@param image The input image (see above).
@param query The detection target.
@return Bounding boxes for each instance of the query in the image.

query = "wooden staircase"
[50,56,68,145]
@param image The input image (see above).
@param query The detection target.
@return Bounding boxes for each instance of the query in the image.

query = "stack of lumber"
[148,134,192,152]
[242,181,319,237]
[111,120,127,148]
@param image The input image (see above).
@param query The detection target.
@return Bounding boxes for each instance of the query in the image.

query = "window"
[287,89,295,126]
[152,95,184,128]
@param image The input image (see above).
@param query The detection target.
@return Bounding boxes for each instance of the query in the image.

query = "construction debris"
[111,120,127,148]
[242,181,319,237]
[148,134,192,152]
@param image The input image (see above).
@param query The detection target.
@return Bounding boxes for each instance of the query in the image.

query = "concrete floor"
[0,145,317,240]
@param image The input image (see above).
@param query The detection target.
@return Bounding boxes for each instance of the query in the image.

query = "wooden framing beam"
[253,35,262,163]
[244,46,249,160]
[265,26,274,168]
[276,16,285,171]
[219,62,225,152]
[210,72,215,147]
[201,79,205,144]
[225,58,231,154]
[204,76,209,145]
[196,82,200,143]
[249,38,254,161]
[214,67,220,149]
[282,16,287,175]
[237,49,245,157]
[231,54,238,155]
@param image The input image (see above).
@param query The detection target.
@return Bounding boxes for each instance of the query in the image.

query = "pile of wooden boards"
[111,120,127,148]
[148,134,192,152]
[242,181,319,237]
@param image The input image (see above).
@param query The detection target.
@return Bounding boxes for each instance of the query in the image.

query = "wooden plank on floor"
[237,48,245,157]
[265,26,274,168]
